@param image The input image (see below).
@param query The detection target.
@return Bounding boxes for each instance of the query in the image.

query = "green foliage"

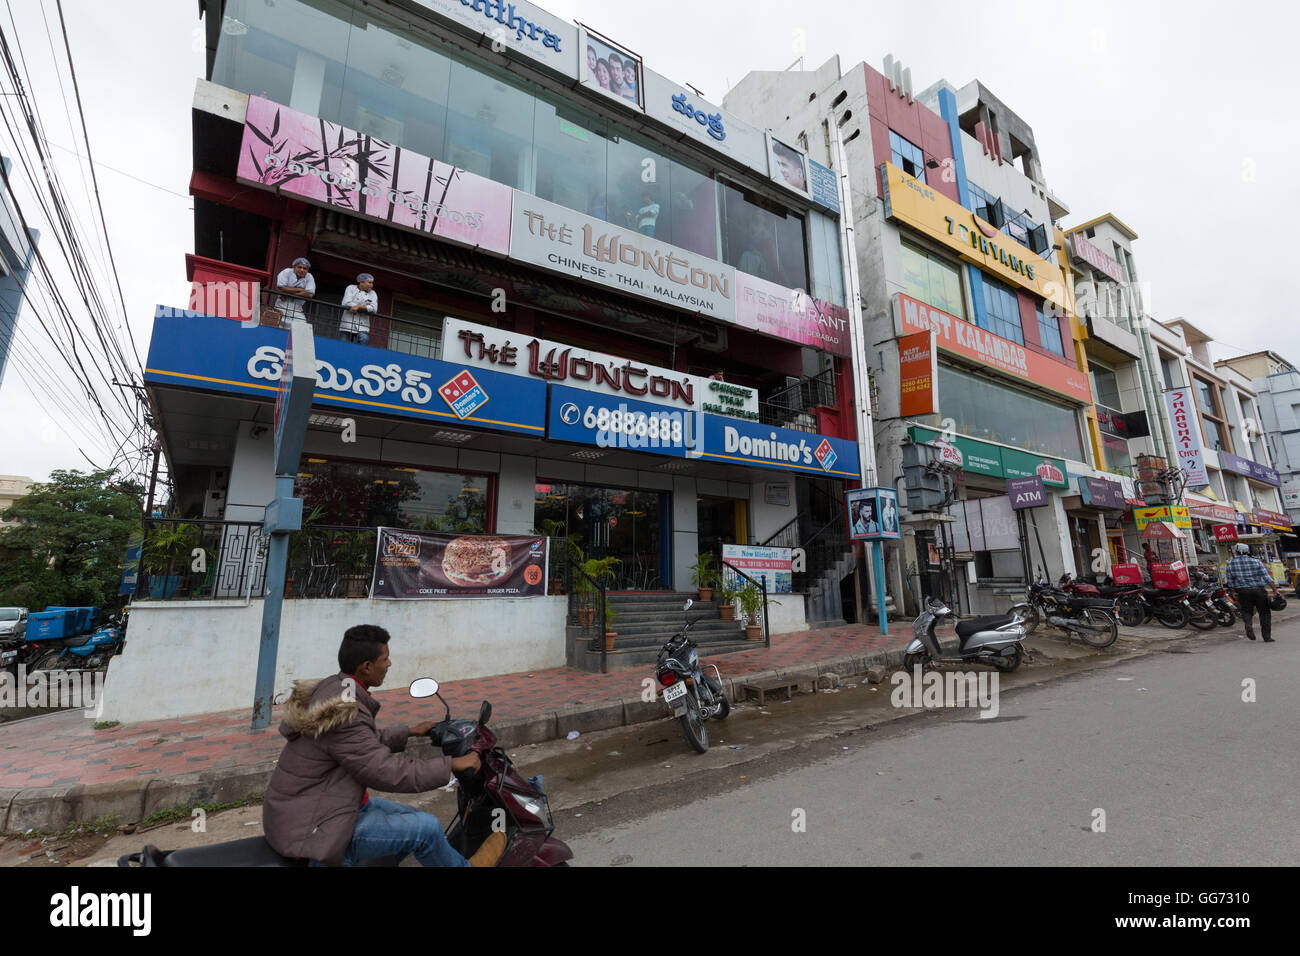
[736,580,780,625]
[690,552,719,590]
[0,469,143,611]
[577,556,620,606]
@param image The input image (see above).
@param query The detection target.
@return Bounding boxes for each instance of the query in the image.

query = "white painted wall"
[495,454,537,533]
[224,421,275,523]
[100,596,567,724]
[766,593,809,635]
[671,475,698,591]
[750,478,796,542]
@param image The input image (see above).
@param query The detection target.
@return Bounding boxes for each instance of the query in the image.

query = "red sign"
[1036,461,1064,484]
[1213,524,1239,542]
[1251,509,1291,531]
[1188,500,1235,523]
[898,330,937,416]
[896,293,1092,403]
[1068,232,1126,284]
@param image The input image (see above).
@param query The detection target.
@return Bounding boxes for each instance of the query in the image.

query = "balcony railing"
[136,518,377,601]
[256,289,443,361]
[759,368,836,433]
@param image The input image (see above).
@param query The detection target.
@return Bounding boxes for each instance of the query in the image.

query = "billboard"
[722,544,792,593]
[898,329,937,416]
[370,528,549,599]
[846,487,901,540]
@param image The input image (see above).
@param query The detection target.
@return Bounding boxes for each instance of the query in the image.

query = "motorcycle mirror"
[409,678,440,699]
[683,599,693,611]
[478,699,491,727]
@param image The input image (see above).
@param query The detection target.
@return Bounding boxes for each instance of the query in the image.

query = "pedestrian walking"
[1223,542,1281,642]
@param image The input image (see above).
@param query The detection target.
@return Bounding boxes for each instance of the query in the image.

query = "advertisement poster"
[722,544,792,594]
[579,27,643,109]
[1164,387,1208,488]
[898,329,937,416]
[767,134,811,199]
[846,487,901,540]
[370,528,549,599]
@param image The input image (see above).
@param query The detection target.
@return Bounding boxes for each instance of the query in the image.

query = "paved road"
[568,624,1300,866]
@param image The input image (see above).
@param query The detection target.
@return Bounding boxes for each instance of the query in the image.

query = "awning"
[1141,520,1185,540]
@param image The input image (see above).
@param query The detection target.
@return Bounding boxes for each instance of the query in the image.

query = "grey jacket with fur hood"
[262,673,452,865]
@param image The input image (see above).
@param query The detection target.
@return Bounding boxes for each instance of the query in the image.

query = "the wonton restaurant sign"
[1164,386,1208,487]
[441,318,758,419]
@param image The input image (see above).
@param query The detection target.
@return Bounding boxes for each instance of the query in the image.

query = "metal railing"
[758,368,836,433]
[256,289,442,361]
[722,560,770,648]
[563,555,610,673]
[136,518,377,601]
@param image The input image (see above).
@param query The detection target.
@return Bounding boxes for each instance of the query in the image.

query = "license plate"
[663,682,687,704]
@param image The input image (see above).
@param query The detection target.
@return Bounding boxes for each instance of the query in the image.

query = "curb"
[0,643,902,834]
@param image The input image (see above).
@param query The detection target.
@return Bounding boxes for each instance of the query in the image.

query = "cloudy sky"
[1,0,1296,483]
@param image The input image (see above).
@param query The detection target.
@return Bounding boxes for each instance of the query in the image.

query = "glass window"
[938,363,1085,461]
[1203,417,1227,452]
[1194,378,1217,417]
[720,182,808,289]
[443,58,535,189]
[533,96,608,218]
[900,241,965,318]
[889,129,926,183]
[296,459,490,532]
[1036,306,1065,357]
[980,276,1023,345]
[386,299,444,360]
[665,158,721,260]
[808,212,845,305]
[1089,363,1123,409]
[1161,357,1182,389]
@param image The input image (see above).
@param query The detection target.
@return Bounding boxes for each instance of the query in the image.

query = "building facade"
[0,157,39,389]
[110,0,870,720]
[726,57,1101,614]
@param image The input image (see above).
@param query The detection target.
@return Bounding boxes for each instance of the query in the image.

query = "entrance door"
[534,482,669,590]
[697,496,748,564]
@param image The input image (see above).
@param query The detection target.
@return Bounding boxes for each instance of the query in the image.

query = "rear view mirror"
[409,678,440,699]
[683,599,693,611]
[478,699,492,727]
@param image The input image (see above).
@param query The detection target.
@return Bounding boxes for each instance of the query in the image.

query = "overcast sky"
[1,0,1296,483]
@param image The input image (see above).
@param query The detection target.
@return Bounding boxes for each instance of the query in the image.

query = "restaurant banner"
[370,528,549,599]
[895,293,1091,404]
[1219,451,1282,487]
[1164,387,1208,487]
[722,544,792,593]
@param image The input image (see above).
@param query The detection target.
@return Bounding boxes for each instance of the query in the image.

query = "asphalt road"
[567,623,1300,867]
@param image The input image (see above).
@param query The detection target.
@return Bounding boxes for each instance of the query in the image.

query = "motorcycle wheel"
[1078,608,1118,649]
[902,650,933,672]
[29,650,62,672]
[1215,608,1235,627]
[714,694,730,720]
[680,696,709,754]
[991,644,1023,673]
[1116,601,1146,628]
[1154,603,1189,629]
[1187,608,1217,630]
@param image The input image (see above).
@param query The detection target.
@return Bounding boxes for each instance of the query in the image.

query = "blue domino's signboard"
[546,383,860,478]
[144,309,546,436]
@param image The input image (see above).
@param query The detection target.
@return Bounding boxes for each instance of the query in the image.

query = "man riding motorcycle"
[261,624,507,867]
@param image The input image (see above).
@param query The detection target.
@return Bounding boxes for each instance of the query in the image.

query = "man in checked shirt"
[1222,542,1282,642]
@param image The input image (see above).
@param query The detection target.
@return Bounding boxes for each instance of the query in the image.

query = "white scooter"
[903,598,1028,672]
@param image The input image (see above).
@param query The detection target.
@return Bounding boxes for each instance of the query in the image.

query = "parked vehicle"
[655,599,729,753]
[0,636,41,676]
[0,607,28,641]
[905,597,1028,672]
[1208,585,1238,627]
[1061,576,1145,628]
[1012,574,1118,648]
[27,616,126,673]
[119,678,572,867]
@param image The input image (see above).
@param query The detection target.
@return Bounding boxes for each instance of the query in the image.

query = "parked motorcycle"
[904,597,1028,672]
[119,678,572,867]
[27,617,125,672]
[655,599,729,754]
[1060,575,1146,628]
[1012,574,1118,648]
[0,636,41,676]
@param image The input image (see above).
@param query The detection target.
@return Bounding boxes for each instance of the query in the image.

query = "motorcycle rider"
[262,624,507,866]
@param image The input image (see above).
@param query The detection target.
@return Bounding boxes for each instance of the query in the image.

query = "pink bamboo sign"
[236,96,511,255]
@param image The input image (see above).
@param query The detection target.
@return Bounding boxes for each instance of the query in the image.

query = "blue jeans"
[337,797,469,867]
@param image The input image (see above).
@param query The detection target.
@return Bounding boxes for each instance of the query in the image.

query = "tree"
[0,468,144,611]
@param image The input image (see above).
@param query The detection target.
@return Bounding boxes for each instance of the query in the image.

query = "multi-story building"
[0,475,33,525]
[726,57,1102,614]
[110,0,866,721]
[1215,349,1300,561]
[0,156,39,389]
[1148,319,1288,569]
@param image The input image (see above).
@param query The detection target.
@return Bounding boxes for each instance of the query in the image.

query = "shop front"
[533,481,669,590]
[1066,474,1126,579]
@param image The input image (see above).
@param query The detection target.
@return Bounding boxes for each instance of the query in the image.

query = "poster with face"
[580,27,643,110]
[846,487,902,541]
[767,135,810,198]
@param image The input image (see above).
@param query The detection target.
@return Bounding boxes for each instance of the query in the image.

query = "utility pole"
[144,437,162,516]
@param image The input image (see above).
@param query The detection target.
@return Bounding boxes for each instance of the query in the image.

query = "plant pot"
[697,587,714,602]
[719,604,735,621]
[550,578,564,596]
[578,607,595,626]
[744,624,762,641]
[604,631,617,651]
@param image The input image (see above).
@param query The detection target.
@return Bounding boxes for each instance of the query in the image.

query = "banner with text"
[370,528,549,599]
[722,544,793,593]
[1164,387,1208,488]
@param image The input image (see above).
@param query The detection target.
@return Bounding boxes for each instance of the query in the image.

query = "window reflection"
[295,459,489,532]
[720,182,808,288]
[938,364,1084,461]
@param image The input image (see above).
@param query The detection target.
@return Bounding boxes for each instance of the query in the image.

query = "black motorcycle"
[655,600,729,753]
[1012,573,1118,648]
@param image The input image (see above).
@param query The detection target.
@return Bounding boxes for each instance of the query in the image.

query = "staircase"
[572,592,755,671]
[805,550,859,628]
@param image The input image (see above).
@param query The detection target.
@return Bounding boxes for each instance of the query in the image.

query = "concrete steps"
[573,590,761,670]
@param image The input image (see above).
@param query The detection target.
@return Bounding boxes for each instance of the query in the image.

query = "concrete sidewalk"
[0,624,905,833]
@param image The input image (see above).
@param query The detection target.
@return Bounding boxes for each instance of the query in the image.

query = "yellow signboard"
[1169,506,1191,529]
[880,162,1069,311]
[1134,507,1169,531]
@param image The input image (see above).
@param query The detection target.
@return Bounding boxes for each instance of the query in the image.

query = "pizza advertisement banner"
[370,528,549,599]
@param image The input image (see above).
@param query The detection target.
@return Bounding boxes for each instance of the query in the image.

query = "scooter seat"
[955,615,1015,638]
[155,836,307,867]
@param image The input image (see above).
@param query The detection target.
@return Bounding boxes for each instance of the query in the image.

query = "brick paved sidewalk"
[0,625,903,792]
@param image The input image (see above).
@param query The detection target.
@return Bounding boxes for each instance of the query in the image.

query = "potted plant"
[737,581,780,641]
[576,556,620,626]
[718,583,739,621]
[142,522,201,599]
[690,552,719,602]
[603,604,618,651]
